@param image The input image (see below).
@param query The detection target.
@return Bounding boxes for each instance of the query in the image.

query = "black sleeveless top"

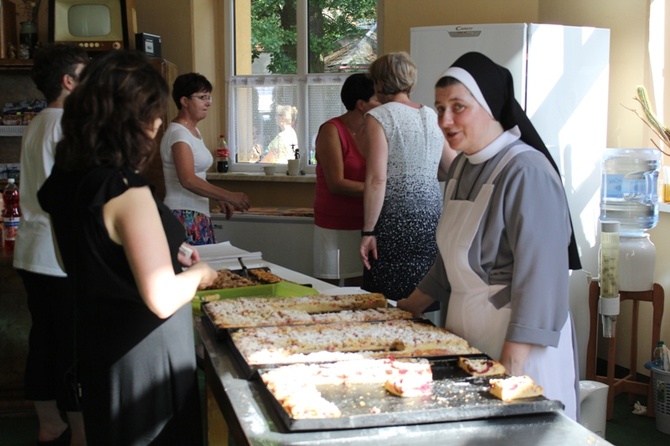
[39,165,202,444]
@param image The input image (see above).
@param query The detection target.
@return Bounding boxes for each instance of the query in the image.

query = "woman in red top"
[313,73,379,286]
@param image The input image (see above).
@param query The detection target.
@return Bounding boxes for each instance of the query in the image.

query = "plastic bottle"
[0,196,3,247]
[653,341,665,368]
[2,178,21,251]
[600,148,660,235]
[216,134,230,173]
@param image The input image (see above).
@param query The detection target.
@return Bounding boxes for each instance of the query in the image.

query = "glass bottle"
[19,21,38,58]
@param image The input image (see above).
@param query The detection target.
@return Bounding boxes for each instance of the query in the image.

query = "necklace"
[346,113,366,136]
[351,121,365,136]
[174,117,201,138]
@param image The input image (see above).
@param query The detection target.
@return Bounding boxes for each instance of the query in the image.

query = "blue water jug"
[600,148,660,235]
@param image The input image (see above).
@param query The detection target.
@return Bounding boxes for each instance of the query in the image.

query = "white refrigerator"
[410,23,611,377]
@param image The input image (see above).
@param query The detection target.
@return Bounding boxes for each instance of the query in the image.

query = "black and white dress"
[363,102,445,301]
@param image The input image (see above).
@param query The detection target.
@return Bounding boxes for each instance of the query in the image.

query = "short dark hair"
[171,73,213,109]
[31,44,89,103]
[340,73,375,111]
[56,50,169,172]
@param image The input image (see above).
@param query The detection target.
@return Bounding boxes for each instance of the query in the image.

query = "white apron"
[438,145,577,419]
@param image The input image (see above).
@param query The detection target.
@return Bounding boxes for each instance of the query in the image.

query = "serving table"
[198,264,613,446]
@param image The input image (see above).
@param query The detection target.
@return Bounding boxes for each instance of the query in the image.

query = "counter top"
[207,172,316,183]
[198,254,612,446]
[199,319,612,446]
[212,207,313,218]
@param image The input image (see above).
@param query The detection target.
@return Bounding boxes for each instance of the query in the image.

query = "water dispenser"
[600,148,660,292]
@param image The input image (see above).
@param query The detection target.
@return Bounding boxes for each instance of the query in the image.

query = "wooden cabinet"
[0,58,177,198]
[0,61,37,169]
[0,59,32,70]
[145,58,178,201]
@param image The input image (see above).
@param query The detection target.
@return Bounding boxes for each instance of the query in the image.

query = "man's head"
[31,44,89,104]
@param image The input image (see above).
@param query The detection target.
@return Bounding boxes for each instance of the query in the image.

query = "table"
[198,264,614,446]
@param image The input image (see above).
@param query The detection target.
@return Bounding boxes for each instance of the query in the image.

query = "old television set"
[48,0,135,53]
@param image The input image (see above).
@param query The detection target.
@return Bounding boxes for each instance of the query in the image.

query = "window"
[226,0,377,171]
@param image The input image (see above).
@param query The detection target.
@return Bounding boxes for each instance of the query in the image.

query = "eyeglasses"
[190,94,213,102]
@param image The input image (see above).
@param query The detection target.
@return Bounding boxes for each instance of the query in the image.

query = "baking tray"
[223,319,482,380]
[192,281,318,317]
[256,357,564,432]
[201,298,414,338]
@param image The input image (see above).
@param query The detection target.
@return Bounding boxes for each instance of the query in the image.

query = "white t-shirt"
[160,122,213,215]
[13,108,66,277]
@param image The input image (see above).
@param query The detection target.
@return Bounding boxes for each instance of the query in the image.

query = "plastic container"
[2,178,21,251]
[619,233,656,292]
[652,367,670,434]
[600,148,660,235]
[599,221,620,337]
[599,221,619,298]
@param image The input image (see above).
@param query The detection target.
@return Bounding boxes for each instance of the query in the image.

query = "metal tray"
[256,357,564,432]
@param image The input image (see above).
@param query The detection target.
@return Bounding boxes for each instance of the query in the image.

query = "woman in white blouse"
[160,73,250,245]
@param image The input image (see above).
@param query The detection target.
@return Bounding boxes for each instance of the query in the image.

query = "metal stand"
[586,281,665,419]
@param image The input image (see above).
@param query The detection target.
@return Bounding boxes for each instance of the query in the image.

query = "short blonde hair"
[368,52,417,95]
[276,104,298,124]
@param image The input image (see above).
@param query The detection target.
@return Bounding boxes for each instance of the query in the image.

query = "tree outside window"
[228,0,377,169]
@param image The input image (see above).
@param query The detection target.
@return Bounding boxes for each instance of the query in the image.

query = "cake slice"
[458,357,506,377]
[489,375,543,402]
[384,359,433,397]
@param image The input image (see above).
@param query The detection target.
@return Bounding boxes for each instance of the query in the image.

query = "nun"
[398,52,581,420]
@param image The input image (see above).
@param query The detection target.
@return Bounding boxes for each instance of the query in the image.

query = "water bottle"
[600,148,660,235]
[653,341,665,368]
[2,178,21,251]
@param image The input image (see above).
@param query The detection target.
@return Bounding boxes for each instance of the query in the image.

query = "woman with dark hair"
[160,72,250,245]
[38,50,217,444]
[398,52,580,420]
[359,52,456,302]
[313,73,379,285]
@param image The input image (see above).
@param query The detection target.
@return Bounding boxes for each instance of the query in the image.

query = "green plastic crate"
[192,281,319,317]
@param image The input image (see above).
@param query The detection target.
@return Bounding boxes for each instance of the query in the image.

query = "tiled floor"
[605,394,668,444]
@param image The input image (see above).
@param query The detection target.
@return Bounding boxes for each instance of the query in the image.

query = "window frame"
[223,0,377,173]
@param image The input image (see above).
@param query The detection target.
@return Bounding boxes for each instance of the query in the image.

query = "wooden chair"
[585,281,664,419]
